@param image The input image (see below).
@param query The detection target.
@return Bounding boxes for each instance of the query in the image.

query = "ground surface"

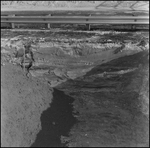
[57,51,149,147]
[1,63,53,147]
[1,27,149,147]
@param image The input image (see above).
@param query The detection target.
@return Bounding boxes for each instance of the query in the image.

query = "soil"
[57,51,149,147]
[31,88,77,147]
[1,63,53,147]
[1,26,149,147]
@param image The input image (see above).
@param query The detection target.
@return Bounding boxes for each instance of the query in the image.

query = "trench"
[31,88,77,147]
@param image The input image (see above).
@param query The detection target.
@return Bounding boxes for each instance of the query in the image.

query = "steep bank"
[1,30,148,87]
[56,51,149,147]
[1,29,149,147]
[1,63,53,147]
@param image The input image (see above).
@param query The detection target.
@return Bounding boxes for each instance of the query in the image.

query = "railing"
[1,10,149,30]
[1,16,149,23]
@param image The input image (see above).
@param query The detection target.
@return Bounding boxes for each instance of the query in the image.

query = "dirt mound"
[1,30,148,88]
[57,51,149,147]
[1,63,53,147]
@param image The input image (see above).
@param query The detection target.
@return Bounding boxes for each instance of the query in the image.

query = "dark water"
[31,88,77,147]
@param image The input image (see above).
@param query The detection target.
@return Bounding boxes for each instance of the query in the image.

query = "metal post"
[131,25,136,30]
[86,14,91,31]
[47,14,51,29]
[86,24,91,31]
[9,14,15,28]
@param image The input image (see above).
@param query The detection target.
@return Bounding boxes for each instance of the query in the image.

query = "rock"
[53,68,68,78]
[30,69,49,77]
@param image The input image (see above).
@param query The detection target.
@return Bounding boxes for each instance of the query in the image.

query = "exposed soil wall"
[1,28,149,147]
[1,63,53,147]
[57,51,149,147]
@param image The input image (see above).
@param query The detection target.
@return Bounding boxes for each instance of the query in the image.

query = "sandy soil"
[1,63,53,147]
[2,29,148,86]
[58,51,149,147]
[1,27,149,147]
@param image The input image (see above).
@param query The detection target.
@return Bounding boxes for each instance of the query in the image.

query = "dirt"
[31,88,77,147]
[57,51,149,147]
[1,27,149,147]
[1,63,53,147]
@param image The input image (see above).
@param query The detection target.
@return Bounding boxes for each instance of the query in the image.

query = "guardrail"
[1,10,149,30]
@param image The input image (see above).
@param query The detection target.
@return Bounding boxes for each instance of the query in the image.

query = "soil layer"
[1,28,149,147]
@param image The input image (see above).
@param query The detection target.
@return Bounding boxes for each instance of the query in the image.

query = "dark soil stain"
[31,88,77,147]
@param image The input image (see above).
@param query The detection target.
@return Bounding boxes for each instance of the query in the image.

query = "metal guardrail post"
[9,14,15,28]
[131,24,136,30]
[86,14,91,31]
[47,14,51,29]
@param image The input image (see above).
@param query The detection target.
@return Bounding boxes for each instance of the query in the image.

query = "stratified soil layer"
[1,63,53,147]
[1,30,148,87]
